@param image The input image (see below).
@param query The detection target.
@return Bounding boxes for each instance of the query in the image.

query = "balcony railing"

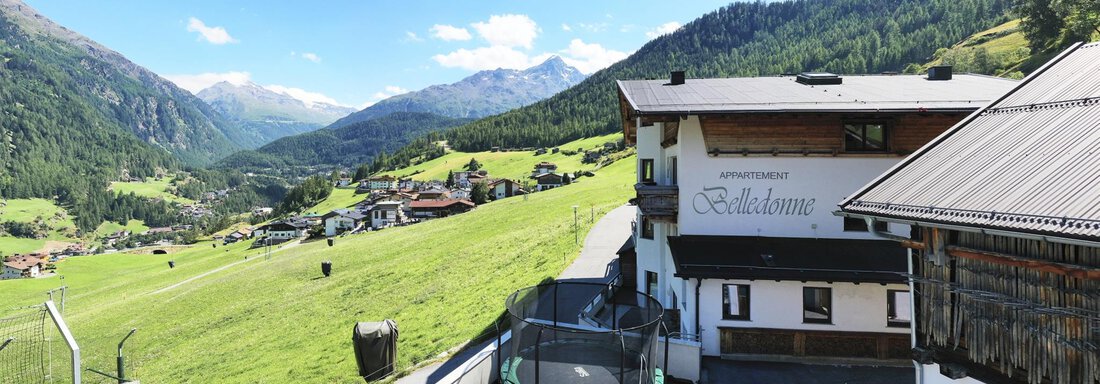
[634,183,678,222]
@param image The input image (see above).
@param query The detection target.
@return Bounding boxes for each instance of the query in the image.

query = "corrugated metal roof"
[841,42,1100,239]
[617,74,1017,114]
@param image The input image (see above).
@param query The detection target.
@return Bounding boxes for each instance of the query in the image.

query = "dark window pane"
[803,287,832,324]
[865,124,885,150]
[844,124,864,150]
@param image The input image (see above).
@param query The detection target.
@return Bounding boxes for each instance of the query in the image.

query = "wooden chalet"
[839,42,1100,384]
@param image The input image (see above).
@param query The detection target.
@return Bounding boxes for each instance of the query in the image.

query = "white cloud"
[405,31,424,42]
[186,17,237,45]
[645,21,681,39]
[301,52,321,63]
[561,23,572,32]
[432,46,539,71]
[264,85,346,108]
[430,24,472,41]
[576,22,609,33]
[471,14,539,49]
[360,85,411,108]
[163,71,252,93]
[560,39,629,74]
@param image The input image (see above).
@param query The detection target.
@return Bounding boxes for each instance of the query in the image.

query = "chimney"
[928,65,952,81]
[670,71,685,85]
[795,72,842,85]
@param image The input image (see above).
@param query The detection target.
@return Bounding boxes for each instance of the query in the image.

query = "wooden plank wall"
[915,229,1100,384]
[699,113,964,155]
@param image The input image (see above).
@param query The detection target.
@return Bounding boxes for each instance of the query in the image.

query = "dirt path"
[149,240,302,295]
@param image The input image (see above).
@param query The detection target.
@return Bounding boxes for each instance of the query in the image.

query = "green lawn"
[303,187,368,215]
[109,177,194,204]
[0,198,80,254]
[95,219,150,236]
[0,155,636,383]
[0,236,45,255]
[381,133,621,181]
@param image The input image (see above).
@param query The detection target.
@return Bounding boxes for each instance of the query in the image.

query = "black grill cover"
[353,320,398,381]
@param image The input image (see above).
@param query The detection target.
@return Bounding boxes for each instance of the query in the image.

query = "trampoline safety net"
[503,282,664,384]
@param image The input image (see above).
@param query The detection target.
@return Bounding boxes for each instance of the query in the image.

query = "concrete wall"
[656,337,702,382]
[697,279,910,356]
[919,363,988,384]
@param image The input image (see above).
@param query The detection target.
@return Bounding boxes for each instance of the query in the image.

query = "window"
[844,122,888,152]
[640,159,655,183]
[803,287,832,324]
[887,290,912,328]
[843,217,888,232]
[640,217,654,239]
[722,284,750,320]
[645,271,658,298]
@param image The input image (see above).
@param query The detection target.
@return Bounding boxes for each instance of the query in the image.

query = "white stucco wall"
[696,279,910,356]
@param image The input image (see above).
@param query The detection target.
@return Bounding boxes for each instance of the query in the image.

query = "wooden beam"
[946,245,1100,281]
[900,240,926,250]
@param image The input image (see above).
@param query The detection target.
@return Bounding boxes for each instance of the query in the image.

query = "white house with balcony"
[618,70,1015,370]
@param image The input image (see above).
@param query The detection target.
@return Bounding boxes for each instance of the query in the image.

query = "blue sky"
[24,1,731,108]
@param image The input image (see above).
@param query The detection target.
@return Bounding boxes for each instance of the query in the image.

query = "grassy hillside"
[109,177,195,204]
[917,19,1039,78]
[0,156,636,383]
[0,198,79,254]
[382,133,621,181]
[302,187,367,215]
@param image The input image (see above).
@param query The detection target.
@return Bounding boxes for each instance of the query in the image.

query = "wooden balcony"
[635,183,678,222]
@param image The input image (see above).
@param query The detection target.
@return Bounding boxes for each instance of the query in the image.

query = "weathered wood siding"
[915,229,1100,384]
[699,113,965,155]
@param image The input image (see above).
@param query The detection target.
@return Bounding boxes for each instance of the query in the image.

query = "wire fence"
[0,306,49,384]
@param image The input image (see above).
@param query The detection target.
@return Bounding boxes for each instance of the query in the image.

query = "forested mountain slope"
[216,112,470,171]
[428,0,1012,152]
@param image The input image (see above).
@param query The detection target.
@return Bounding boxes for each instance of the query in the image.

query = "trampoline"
[502,282,664,384]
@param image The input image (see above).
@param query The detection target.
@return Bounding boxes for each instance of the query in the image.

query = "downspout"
[694,278,701,341]
[909,247,923,384]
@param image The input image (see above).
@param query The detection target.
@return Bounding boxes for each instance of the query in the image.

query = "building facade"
[840,42,1100,384]
[618,71,1016,364]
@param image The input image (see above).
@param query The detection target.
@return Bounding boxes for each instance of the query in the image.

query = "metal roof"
[617,74,1017,114]
[840,42,1100,239]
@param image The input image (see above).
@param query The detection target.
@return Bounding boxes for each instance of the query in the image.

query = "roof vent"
[928,65,952,81]
[796,72,842,85]
[669,71,685,85]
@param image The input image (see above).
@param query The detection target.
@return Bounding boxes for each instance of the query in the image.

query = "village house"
[449,188,471,200]
[488,178,523,200]
[398,178,417,190]
[416,187,450,201]
[252,207,274,216]
[618,69,1015,374]
[323,209,368,237]
[408,199,476,219]
[533,173,563,191]
[256,220,310,241]
[453,170,488,188]
[335,177,352,187]
[838,42,1100,384]
[369,201,406,229]
[1,254,45,279]
[531,162,557,177]
[364,175,398,191]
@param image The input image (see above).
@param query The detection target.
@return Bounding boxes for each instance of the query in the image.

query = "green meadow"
[381,133,621,181]
[0,156,636,383]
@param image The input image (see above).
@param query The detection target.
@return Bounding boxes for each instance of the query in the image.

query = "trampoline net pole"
[535,327,544,384]
[618,330,626,384]
[661,321,670,378]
